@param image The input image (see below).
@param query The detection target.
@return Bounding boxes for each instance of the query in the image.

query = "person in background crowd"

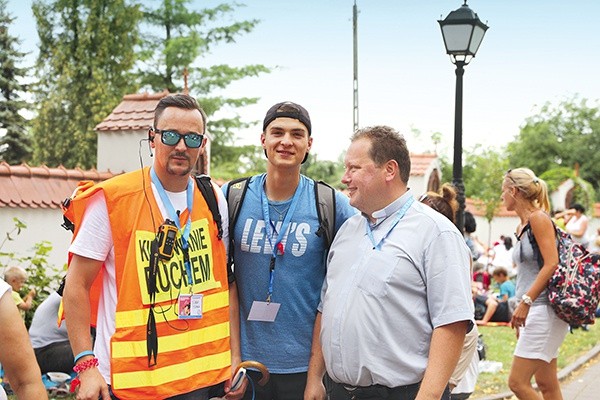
[419,183,480,397]
[28,280,74,374]
[555,203,589,248]
[3,266,36,318]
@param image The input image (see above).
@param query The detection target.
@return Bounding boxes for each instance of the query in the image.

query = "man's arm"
[416,320,469,400]
[304,312,326,400]
[64,254,110,400]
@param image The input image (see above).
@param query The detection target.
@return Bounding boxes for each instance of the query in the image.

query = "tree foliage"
[0,0,32,164]
[463,146,509,223]
[301,154,346,189]
[31,0,141,168]
[136,0,271,169]
[507,97,600,199]
[0,218,63,327]
[540,167,596,213]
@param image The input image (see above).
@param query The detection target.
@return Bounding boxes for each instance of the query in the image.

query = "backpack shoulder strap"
[225,177,251,266]
[194,174,223,240]
[314,180,337,249]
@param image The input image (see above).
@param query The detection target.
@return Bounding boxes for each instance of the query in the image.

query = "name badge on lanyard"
[247,175,303,322]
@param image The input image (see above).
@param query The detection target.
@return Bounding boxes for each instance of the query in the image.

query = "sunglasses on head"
[152,128,204,148]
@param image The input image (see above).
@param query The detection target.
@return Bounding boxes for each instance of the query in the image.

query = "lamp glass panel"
[468,26,486,54]
[442,25,473,52]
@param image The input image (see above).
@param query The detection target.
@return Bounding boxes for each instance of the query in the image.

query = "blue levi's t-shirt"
[222,174,356,373]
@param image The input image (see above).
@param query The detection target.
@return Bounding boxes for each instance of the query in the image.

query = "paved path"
[477,344,600,400]
[561,347,600,400]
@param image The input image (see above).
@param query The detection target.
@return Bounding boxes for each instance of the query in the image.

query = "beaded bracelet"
[70,357,99,393]
[73,357,99,373]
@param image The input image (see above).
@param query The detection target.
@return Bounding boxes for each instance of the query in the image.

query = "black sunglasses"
[153,128,204,148]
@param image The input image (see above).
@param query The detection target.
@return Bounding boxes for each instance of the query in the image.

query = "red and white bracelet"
[70,357,99,393]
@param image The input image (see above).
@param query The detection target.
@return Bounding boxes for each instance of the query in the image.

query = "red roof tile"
[0,162,116,208]
[95,90,171,132]
[410,153,438,176]
[466,198,517,218]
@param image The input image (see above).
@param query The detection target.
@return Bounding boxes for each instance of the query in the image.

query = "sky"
[5,0,600,162]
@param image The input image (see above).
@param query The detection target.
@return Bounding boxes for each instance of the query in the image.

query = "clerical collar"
[364,189,412,227]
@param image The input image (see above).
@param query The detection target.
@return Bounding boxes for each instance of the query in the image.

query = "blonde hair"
[3,266,27,282]
[420,183,459,223]
[505,168,551,213]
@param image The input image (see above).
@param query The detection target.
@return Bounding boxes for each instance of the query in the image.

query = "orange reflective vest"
[67,168,231,399]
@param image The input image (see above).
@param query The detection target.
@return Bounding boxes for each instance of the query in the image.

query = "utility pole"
[352,0,359,133]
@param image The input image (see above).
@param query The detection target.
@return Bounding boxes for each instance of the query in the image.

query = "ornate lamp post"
[439,1,488,232]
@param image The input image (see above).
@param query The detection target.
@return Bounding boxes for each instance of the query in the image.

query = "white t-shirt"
[566,214,589,245]
[68,179,229,383]
[0,278,10,299]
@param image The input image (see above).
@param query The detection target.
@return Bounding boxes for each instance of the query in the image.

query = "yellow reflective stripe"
[112,322,230,358]
[112,350,231,390]
[115,291,229,328]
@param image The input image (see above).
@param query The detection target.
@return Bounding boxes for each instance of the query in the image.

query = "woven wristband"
[74,350,95,364]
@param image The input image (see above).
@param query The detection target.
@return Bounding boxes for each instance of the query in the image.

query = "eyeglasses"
[152,128,204,148]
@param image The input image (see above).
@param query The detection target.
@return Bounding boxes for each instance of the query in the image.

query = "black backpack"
[224,176,337,266]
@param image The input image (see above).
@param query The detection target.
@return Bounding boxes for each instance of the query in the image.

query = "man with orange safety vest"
[63,94,243,400]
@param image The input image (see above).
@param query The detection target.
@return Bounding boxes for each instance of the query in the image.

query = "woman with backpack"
[501,168,569,400]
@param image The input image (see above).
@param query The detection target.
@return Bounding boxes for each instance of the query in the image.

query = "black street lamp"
[438,1,488,233]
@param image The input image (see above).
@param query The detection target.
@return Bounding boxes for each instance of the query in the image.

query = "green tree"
[0,0,32,164]
[463,146,509,248]
[1,218,63,327]
[507,97,600,199]
[31,0,140,168]
[440,146,508,244]
[540,167,596,213]
[301,154,346,189]
[136,0,271,170]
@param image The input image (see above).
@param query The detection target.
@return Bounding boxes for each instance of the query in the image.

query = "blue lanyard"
[150,168,195,286]
[366,197,414,251]
[260,174,304,301]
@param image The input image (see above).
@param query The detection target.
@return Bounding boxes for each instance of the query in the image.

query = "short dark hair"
[464,211,477,233]
[492,267,508,277]
[153,94,207,133]
[351,125,411,183]
[571,203,586,213]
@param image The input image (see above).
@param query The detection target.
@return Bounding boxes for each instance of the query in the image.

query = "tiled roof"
[410,153,438,176]
[466,198,517,218]
[95,90,170,132]
[0,163,115,208]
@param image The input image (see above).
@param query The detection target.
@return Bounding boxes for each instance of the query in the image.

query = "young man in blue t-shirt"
[222,102,355,400]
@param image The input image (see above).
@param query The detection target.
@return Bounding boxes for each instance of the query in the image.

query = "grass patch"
[473,322,600,398]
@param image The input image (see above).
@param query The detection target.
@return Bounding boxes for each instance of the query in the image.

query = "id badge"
[178,294,203,319]
[248,300,281,322]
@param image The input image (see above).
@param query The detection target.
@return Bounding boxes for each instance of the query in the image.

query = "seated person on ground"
[28,282,74,374]
[472,261,491,294]
[492,267,515,302]
[473,284,511,325]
